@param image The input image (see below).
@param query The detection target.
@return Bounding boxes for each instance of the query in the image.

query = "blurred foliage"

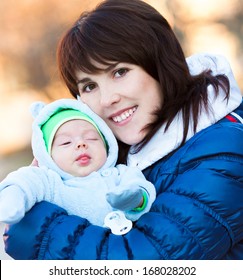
[0,0,101,98]
[0,0,242,98]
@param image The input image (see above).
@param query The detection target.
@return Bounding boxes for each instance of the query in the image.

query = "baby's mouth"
[76,154,91,165]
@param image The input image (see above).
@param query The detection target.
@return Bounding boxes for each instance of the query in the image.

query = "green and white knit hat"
[41,109,107,154]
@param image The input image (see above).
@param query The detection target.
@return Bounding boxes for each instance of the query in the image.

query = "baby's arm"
[0,166,52,224]
[106,165,156,221]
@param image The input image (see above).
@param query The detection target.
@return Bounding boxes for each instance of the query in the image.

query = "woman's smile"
[110,106,137,124]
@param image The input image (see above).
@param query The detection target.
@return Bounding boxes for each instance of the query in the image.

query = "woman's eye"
[82,83,96,93]
[114,68,128,78]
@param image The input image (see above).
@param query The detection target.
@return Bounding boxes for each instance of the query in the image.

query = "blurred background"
[1,0,243,260]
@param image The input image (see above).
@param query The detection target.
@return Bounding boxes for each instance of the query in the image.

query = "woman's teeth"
[112,107,137,123]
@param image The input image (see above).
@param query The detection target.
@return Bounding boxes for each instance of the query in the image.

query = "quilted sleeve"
[4,201,162,260]
[141,121,243,259]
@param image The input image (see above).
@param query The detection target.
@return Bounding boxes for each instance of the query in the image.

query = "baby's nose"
[76,141,88,149]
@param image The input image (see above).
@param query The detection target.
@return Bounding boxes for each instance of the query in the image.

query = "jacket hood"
[31,98,118,180]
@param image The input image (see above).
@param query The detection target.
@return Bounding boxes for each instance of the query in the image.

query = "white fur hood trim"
[127,53,242,170]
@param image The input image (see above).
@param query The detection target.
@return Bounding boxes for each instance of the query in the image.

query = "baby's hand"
[0,186,25,224]
[106,185,143,211]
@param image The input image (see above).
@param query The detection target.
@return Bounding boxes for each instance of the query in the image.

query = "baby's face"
[51,119,107,177]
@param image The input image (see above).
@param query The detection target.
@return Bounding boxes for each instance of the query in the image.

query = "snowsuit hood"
[31,98,118,180]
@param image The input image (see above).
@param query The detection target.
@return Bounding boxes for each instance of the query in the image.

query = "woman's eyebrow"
[77,77,91,85]
[76,63,120,85]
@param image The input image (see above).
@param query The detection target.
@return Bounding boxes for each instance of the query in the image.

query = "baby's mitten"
[106,185,144,211]
[0,186,26,224]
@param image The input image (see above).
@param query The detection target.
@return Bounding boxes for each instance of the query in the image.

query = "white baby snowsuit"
[0,99,156,228]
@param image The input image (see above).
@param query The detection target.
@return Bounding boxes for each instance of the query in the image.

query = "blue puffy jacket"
[4,102,243,260]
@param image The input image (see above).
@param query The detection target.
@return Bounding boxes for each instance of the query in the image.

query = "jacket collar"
[127,53,242,170]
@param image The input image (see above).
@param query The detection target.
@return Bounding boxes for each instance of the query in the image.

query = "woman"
[4,0,243,259]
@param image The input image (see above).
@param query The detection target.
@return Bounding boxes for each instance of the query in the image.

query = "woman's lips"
[110,106,137,124]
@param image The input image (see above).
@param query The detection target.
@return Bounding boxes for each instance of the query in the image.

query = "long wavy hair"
[57,0,229,164]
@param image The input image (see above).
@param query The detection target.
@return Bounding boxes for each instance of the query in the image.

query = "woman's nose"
[100,87,121,107]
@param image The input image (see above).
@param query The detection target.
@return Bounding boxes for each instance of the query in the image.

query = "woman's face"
[76,63,162,145]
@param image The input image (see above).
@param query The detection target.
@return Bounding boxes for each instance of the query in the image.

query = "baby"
[0,99,156,235]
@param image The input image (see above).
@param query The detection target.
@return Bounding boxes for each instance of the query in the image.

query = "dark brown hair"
[57,0,229,163]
